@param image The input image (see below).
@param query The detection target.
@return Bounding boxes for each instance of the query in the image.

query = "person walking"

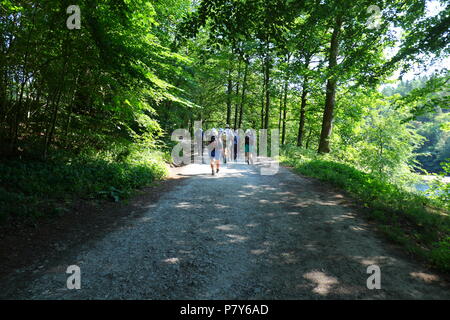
[194,127,204,164]
[224,124,234,163]
[208,129,222,175]
[244,129,254,165]
[220,128,228,164]
[233,129,239,161]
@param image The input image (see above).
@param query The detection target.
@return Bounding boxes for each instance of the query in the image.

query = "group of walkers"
[196,124,255,176]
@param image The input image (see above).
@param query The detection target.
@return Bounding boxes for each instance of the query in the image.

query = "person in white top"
[224,124,234,164]
[221,124,234,164]
[233,129,239,161]
[194,127,204,163]
[244,129,255,165]
[208,129,222,175]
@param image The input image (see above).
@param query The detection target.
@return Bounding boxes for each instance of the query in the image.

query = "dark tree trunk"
[263,48,271,130]
[281,81,288,144]
[297,54,311,147]
[278,89,282,133]
[280,54,291,145]
[233,58,242,129]
[260,57,265,129]
[297,73,310,147]
[297,82,308,147]
[226,62,233,125]
[318,16,342,154]
[238,58,249,129]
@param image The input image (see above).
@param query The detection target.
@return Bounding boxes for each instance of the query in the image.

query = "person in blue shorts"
[244,129,254,165]
[209,131,222,175]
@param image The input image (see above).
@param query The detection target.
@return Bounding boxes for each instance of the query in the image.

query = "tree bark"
[281,55,290,145]
[297,79,308,147]
[237,58,249,129]
[318,16,343,154]
[260,57,265,129]
[226,60,233,125]
[233,58,242,129]
[263,47,271,130]
[281,79,288,145]
[278,88,282,133]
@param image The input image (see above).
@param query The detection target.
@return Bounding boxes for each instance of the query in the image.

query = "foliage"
[0,0,193,160]
[1,0,449,271]
[0,148,168,223]
[428,159,450,209]
[281,146,450,272]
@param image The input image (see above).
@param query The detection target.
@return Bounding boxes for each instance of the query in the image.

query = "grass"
[0,148,169,224]
[281,146,450,273]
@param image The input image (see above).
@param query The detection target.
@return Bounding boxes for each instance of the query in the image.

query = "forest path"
[3,161,449,299]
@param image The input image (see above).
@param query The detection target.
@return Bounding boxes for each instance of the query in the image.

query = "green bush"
[430,237,450,271]
[281,146,450,272]
[0,148,168,223]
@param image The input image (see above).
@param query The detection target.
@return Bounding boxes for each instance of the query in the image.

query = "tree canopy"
[0,0,448,174]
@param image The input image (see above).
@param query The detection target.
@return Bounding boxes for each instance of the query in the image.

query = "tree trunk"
[281,76,289,145]
[281,54,291,145]
[318,16,342,154]
[233,58,242,129]
[43,90,62,160]
[263,48,271,130]
[278,88,282,133]
[297,82,308,147]
[297,71,310,146]
[260,57,265,129]
[226,60,233,125]
[297,54,311,147]
[238,58,249,129]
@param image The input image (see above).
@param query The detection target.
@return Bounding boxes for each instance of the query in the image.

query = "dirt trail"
[1,162,449,299]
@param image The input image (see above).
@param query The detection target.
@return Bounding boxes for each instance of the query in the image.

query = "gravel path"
[2,162,449,299]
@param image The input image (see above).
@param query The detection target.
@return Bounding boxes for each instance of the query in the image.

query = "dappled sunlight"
[242,184,259,190]
[4,0,450,300]
[349,225,367,232]
[179,163,258,178]
[410,272,440,283]
[280,251,298,264]
[303,271,339,296]
[74,163,449,299]
[214,204,231,210]
[314,199,341,206]
[275,191,294,196]
[226,234,249,243]
[304,243,320,252]
[215,224,238,231]
[163,257,180,264]
[250,249,267,255]
[352,255,396,266]
[174,202,201,209]
[261,186,277,191]
[291,200,315,208]
[245,223,259,228]
[325,213,356,224]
